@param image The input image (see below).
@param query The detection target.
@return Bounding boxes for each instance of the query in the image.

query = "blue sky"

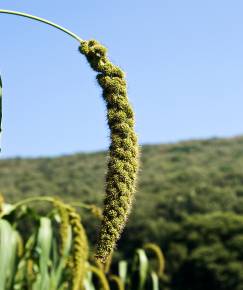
[0,0,242,157]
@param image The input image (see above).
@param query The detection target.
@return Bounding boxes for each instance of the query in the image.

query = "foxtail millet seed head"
[53,199,70,255]
[79,39,139,263]
[66,205,89,290]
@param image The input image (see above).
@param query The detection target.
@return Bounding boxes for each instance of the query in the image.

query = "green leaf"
[32,217,52,290]
[49,226,72,289]
[84,269,95,290]
[0,219,19,290]
[118,260,128,285]
[151,271,159,290]
[132,249,149,290]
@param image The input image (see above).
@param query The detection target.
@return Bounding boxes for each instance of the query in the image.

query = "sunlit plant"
[0,9,139,264]
[0,196,167,290]
[0,9,142,289]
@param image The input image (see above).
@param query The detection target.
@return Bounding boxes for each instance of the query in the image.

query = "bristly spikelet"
[54,199,70,255]
[66,205,89,290]
[90,204,103,220]
[79,40,139,263]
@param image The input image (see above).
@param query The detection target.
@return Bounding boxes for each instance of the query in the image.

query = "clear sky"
[0,0,242,157]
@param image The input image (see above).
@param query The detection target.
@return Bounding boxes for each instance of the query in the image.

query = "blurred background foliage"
[1,135,243,289]
[0,199,167,290]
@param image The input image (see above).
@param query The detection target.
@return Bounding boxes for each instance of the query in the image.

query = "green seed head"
[79,40,139,263]
[53,198,70,255]
[66,205,89,290]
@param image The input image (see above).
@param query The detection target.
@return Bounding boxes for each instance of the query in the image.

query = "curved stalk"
[12,196,55,209]
[0,196,97,218]
[0,196,55,218]
[0,9,83,43]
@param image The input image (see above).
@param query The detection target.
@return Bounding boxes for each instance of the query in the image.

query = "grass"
[0,196,166,290]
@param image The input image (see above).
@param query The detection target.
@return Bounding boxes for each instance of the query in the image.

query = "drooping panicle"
[79,40,139,263]
[66,205,89,290]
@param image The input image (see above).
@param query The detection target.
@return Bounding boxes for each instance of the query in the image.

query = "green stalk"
[0,10,83,43]
[12,196,55,209]
[0,196,96,219]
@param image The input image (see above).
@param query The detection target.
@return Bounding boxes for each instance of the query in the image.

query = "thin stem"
[0,196,54,218]
[13,196,55,208]
[0,9,83,43]
[0,196,97,218]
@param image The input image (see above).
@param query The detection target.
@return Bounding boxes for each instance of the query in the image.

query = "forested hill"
[1,135,243,213]
[2,136,243,289]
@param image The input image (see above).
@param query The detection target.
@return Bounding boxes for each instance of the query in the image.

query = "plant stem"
[0,196,97,218]
[0,196,54,218]
[13,196,55,209]
[0,9,83,43]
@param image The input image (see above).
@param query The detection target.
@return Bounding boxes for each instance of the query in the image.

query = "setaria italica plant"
[79,40,139,263]
[0,9,139,264]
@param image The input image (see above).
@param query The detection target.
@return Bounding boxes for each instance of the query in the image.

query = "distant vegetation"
[2,135,243,289]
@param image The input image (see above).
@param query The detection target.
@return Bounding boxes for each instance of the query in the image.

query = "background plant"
[1,136,243,289]
[0,196,166,290]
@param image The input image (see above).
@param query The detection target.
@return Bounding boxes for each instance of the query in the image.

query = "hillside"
[1,136,243,213]
[1,136,243,289]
